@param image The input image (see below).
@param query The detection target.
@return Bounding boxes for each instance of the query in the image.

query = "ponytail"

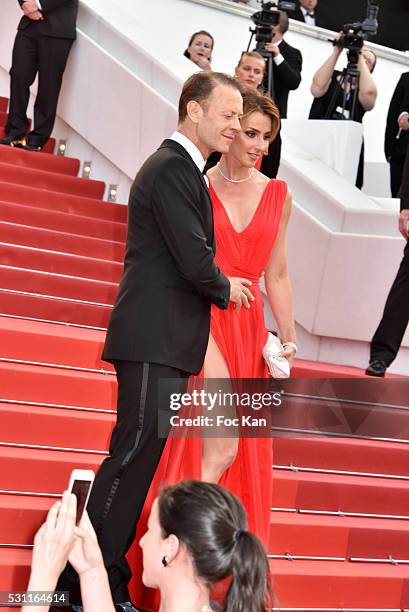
[224,531,272,612]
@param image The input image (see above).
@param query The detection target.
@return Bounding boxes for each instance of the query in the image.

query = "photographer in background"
[385,72,409,197]
[263,12,302,119]
[261,11,302,177]
[366,142,409,377]
[309,35,377,188]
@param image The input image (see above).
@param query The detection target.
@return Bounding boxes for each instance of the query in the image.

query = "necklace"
[217,163,254,183]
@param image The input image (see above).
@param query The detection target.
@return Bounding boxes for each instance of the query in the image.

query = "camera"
[250,0,296,47]
[332,1,379,65]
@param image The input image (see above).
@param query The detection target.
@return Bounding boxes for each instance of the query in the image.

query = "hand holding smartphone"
[67,469,95,525]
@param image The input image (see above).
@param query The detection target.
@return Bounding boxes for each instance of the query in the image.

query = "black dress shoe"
[365,359,387,377]
[13,141,42,152]
[0,136,25,147]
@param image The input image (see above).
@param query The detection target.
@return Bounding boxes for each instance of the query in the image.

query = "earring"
[161,556,168,567]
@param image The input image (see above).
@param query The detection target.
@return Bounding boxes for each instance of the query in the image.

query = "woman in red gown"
[133,89,297,610]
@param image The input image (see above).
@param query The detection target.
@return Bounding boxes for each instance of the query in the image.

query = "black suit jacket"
[102,139,230,374]
[17,0,78,39]
[385,72,409,163]
[291,4,322,27]
[268,39,302,118]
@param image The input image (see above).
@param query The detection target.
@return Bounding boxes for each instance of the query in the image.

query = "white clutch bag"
[262,332,290,379]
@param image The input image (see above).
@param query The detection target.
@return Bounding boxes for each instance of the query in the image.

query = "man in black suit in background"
[292,0,321,27]
[55,72,254,611]
[366,143,409,377]
[385,72,409,197]
[260,10,302,178]
[0,0,77,151]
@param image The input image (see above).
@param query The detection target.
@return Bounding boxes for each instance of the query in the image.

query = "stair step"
[0,547,31,591]
[0,402,114,452]
[0,181,127,222]
[273,470,409,516]
[0,447,102,493]
[0,220,124,261]
[0,98,7,113]
[0,144,79,176]
[0,265,118,304]
[0,317,111,370]
[270,510,409,559]
[0,494,55,546]
[0,161,104,199]
[271,559,409,608]
[0,361,116,410]
[0,290,111,328]
[0,242,123,283]
[0,200,126,242]
[0,548,407,608]
[275,437,409,477]
[0,127,55,154]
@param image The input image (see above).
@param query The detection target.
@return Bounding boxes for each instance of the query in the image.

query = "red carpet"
[0,101,408,610]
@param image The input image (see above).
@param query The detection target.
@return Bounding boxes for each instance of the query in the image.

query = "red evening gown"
[131,178,288,610]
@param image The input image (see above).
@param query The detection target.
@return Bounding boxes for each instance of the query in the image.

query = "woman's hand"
[26,492,77,595]
[196,56,212,71]
[69,511,105,576]
[279,343,297,366]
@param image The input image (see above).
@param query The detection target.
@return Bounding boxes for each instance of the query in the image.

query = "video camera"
[250,0,296,47]
[332,0,379,66]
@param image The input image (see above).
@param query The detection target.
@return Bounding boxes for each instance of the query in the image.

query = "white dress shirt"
[300,6,316,27]
[170,131,209,186]
[273,38,285,67]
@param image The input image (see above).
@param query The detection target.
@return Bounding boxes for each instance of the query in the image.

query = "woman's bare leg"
[201,334,239,483]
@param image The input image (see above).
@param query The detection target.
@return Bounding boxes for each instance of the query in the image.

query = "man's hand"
[228,277,254,311]
[264,42,280,57]
[22,1,43,19]
[398,113,409,131]
[399,209,409,240]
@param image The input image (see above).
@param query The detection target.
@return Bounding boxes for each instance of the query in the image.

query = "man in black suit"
[55,72,253,611]
[385,72,409,197]
[0,0,77,151]
[260,10,302,178]
[366,144,409,377]
[292,0,320,27]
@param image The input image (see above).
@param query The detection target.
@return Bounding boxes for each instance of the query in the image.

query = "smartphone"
[67,469,95,525]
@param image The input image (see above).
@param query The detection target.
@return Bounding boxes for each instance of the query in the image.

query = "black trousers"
[55,361,188,604]
[370,240,409,366]
[6,30,73,146]
[389,157,405,198]
[260,130,282,179]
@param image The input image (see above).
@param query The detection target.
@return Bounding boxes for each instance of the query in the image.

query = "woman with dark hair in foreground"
[140,480,272,612]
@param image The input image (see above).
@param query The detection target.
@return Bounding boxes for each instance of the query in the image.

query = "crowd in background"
[183,0,409,377]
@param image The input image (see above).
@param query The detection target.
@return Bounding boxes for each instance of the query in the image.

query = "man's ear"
[186,100,203,125]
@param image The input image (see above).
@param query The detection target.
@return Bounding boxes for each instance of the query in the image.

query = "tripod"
[247,28,276,99]
[325,54,361,121]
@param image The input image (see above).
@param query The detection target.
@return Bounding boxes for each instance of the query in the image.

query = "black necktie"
[307,12,314,17]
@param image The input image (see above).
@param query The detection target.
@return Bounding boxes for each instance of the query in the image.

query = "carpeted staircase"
[0,95,408,611]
